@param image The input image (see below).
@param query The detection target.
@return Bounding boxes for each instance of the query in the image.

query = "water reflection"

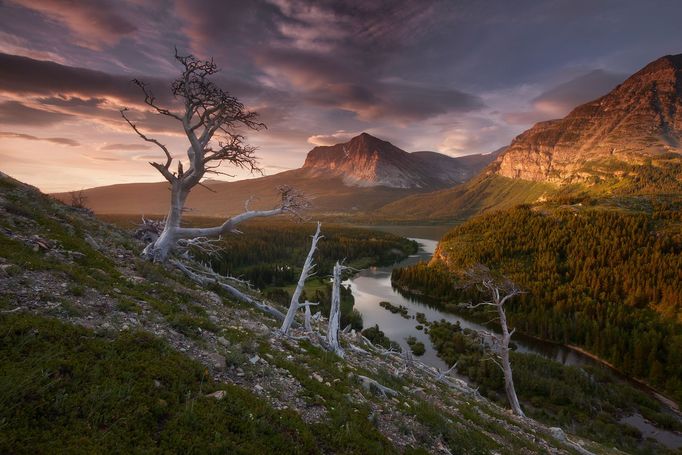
[345,238,598,371]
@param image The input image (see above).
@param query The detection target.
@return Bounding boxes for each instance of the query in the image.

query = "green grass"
[0,313,320,454]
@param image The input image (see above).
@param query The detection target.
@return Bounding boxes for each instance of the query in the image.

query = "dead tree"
[327,261,346,357]
[463,264,525,417]
[121,50,306,262]
[69,190,88,209]
[280,222,323,335]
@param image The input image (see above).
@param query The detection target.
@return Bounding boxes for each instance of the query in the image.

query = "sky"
[1,0,681,192]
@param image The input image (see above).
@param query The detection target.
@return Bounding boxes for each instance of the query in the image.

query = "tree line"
[393,203,682,403]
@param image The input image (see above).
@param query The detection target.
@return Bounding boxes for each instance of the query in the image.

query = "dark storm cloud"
[0,101,73,126]
[2,0,682,178]
[176,0,482,122]
[0,131,80,146]
[6,0,137,50]
[0,52,170,105]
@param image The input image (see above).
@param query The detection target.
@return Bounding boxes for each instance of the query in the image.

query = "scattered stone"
[217,336,230,347]
[206,390,226,400]
[548,427,566,442]
[312,373,323,383]
[208,353,226,371]
[249,355,260,365]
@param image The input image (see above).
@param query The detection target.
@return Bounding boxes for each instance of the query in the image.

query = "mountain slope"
[0,171,606,454]
[380,54,682,221]
[53,133,497,216]
[493,54,682,184]
[302,132,486,188]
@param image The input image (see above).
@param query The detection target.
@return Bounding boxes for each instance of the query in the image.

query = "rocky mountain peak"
[492,53,682,184]
[302,133,497,189]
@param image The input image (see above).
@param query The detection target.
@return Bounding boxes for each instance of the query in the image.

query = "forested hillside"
[393,200,682,403]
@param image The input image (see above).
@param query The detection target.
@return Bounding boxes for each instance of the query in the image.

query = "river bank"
[346,230,682,450]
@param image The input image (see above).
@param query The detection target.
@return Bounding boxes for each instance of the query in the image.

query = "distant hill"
[302,132,487,188]
[379,54,682,221]
[53,133,497,216]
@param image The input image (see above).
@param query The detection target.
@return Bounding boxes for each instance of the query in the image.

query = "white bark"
[280,222,322,335]
[172,260,287,321]
[356,375,398,398]
[497,302,524,417]
[122,52,307,263]
[304,305,313,332]
[327,261,344,357]
[465,265,524,417]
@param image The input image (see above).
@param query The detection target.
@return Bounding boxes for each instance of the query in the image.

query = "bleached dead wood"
[121,50,308,262]
[172,260,287,321]
[280,222,322,335]
[327,261,345,357]
[463,264,525,417]
[356,375,399,398]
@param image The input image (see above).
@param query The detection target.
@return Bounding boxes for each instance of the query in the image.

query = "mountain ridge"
[379,53,682,221]
[53,133,498,215]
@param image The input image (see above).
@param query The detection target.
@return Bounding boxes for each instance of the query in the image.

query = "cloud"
[0,52,169,105]
[503,69,626,125]
[307,130,359,146]
[0,101,73,126]
[258,49,483,122]
[100,143,153,151]
[532,69,626,115]
[7,0,137,50]
[0,131,79,146]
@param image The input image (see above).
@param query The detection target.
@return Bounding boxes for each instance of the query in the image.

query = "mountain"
[53,133,497,216]
[302,132,483,188]
[0,171,612,454]
[380,54,682,221]
[492,54,682,184]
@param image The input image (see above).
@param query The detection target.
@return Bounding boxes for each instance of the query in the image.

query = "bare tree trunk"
[497,299,524,417]
[327,261,344,357]
[143,182,187,261]
[280,222,322,335]
[463,265,524,417]
[304,305,313,332]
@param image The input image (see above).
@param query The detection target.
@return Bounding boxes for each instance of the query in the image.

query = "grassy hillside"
[0,172,608,454]
[378,154,682,222]
[377,175,556,222]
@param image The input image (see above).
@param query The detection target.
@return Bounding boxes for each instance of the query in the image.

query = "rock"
[203,291,222,306]
[206,390,226,400]
[312,373,323,383]
[495,55,682,185]
[254,384,264,392]
[153,379,162,388]
[249,355,260,364]
[208,353,226,370]
[217,336,230,347]
[548,427,567,442]
[126,276,145,285]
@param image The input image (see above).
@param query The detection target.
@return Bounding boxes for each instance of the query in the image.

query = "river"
[344,226,682,449]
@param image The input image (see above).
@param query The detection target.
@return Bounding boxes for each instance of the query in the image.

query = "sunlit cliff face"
[1,0,681,192]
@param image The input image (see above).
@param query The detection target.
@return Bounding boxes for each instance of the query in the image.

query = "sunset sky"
[1,0,681,192]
